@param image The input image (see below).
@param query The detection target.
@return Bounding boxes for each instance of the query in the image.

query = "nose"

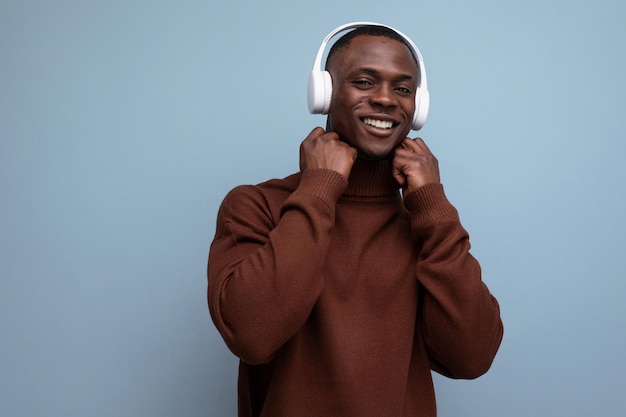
[369,83,397,109]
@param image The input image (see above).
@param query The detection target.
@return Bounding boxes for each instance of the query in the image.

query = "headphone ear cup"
[308,70,333,114]
[412,88,430,131]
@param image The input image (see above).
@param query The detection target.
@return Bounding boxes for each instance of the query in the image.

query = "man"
[208,23,503,417]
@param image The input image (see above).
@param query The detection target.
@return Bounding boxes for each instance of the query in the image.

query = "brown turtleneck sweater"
[207,158,503,417]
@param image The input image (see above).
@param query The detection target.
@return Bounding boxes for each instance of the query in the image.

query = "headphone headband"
[307,21,430,130]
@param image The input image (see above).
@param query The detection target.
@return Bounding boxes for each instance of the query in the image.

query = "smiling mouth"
[362,118,395,130]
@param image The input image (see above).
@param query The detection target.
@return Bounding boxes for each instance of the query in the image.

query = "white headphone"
[307,21,430,131]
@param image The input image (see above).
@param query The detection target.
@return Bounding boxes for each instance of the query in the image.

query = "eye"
[395,86,412,95]
[353,79,374,89]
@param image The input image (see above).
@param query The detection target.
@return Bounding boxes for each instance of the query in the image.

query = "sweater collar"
[343,158,401,200]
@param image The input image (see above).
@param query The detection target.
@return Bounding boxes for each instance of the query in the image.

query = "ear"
[411,88,430,131]
[308,70,333,114]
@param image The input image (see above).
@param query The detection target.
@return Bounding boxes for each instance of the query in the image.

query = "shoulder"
[220,173,301,217]
[256,172,301,197]
[226,172,300,201]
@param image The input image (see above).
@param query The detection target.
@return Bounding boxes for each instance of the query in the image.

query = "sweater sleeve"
[404,183,503,379]
[207,169,347,365]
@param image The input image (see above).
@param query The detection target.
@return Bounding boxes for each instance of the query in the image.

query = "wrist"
[404,183,456,227]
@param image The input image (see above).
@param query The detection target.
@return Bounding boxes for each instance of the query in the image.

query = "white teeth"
[363,118,393,129]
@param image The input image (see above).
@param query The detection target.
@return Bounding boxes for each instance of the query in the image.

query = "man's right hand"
[299,127,357,180]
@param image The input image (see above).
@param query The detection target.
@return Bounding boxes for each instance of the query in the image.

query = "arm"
[394,137,503,378]
[208,169,346,364]
[405,184,503,379]
[207,127,356,365]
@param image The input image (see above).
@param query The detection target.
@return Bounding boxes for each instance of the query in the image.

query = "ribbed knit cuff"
[294,168,348,205]
[403,183,457,227]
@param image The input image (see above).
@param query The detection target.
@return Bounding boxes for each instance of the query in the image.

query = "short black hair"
[325,25,416,70]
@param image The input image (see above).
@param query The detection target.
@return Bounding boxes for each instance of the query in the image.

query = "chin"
[357,148,395,161]
[357,138,404,160]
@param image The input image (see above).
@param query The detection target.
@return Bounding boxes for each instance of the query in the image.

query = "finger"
[305,126,326,140]
[401,137,422,152]
[409,137,433,153]
[392,149,411,180]
[322,133,341,144]
[394,143,420,162]
[392,162,406,187]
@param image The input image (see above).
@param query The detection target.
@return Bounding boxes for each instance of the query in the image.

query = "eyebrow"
[353,66,416,82]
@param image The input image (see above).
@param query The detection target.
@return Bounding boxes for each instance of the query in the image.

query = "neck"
[343,158,401,199]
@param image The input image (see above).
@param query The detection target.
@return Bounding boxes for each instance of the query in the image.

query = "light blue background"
[1,0,625,416]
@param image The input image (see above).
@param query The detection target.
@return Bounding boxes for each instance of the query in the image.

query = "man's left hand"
[392,137,441,194]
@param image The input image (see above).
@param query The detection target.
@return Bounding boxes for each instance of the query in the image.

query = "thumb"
[392,162,406,187]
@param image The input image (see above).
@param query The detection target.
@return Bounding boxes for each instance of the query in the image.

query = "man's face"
[327,35,418,160]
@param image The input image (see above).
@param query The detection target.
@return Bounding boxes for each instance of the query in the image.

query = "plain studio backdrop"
[1,0,625,416]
